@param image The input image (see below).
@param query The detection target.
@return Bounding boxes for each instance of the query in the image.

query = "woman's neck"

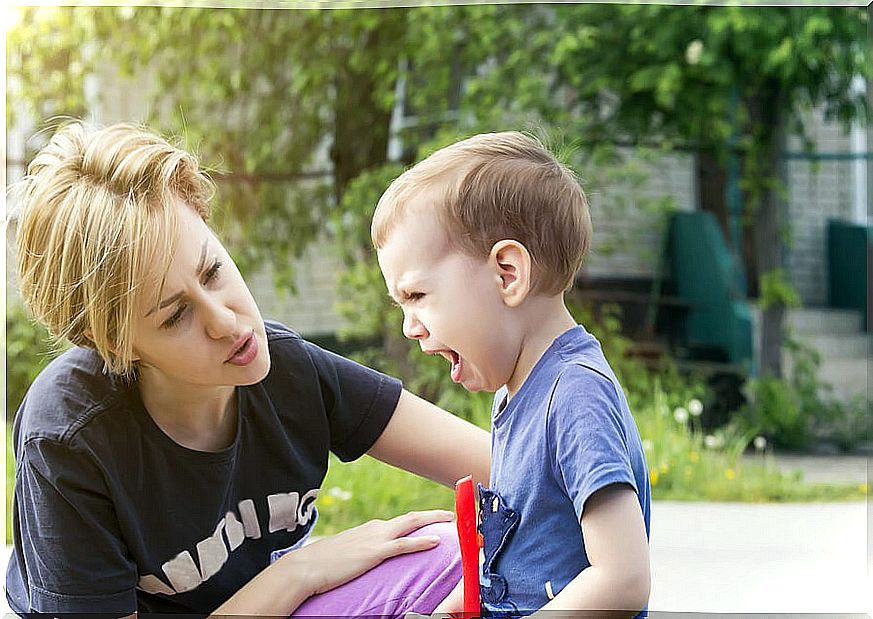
[136,367,238,452]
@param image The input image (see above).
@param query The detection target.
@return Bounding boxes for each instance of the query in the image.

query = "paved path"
[2,500,869,617]
[647,501,870,616]
[740,453,869,486]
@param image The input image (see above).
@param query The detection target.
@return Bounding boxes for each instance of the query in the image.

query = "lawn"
[5,420,866,544]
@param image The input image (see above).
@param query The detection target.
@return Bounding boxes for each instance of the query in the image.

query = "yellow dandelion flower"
[859,484,868,495]
[649,468,659,486]
[725,468,736,481]
[689,451,699,463]
[321,495,335,506]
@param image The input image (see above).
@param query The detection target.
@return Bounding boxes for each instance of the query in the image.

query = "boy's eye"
[407,292,425,302]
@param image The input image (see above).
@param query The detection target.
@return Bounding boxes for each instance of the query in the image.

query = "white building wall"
[784,107,859,307]
[245,238,347,336]
[584,149,696,279]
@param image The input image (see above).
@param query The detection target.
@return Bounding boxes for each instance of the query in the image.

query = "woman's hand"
[210,509,454,617]
[286,509,456,599]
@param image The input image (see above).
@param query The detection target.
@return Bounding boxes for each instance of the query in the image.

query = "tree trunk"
[695,149,730,236]
[746,88,787,378]
[330,11,405,205]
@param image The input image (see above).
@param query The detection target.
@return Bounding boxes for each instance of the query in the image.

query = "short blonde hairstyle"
[372,131,592,295]
[14,122,213,377]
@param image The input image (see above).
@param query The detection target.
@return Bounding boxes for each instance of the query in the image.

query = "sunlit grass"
[5,398,865,545]
[316,454,455,536]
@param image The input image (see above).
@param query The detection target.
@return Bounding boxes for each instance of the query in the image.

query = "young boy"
[373,132,651,616]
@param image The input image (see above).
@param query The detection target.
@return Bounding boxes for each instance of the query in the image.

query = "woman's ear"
[489,239,532,307]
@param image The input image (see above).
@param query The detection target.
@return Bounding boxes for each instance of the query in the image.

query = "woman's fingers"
[388,509,454,537]
[388,532,442,555]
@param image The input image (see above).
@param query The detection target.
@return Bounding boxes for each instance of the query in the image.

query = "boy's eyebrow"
[144,239,209,317]
[393,273,427,297]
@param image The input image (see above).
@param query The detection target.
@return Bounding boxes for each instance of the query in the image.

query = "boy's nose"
[402,312,428,340]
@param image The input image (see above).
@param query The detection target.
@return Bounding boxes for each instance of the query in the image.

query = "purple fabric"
[291,522,461,618]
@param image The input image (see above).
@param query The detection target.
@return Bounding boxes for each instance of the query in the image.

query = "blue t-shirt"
[6,320,402,616]
[480,325,651,614]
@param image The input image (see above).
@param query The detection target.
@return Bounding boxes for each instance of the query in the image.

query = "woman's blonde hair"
[14,121,213,377]
[372,131,592,295]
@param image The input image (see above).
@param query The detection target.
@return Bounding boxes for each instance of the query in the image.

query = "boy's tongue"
[449,350,463,383]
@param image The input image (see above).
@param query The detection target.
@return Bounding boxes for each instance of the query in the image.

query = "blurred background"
[4,4,870,546]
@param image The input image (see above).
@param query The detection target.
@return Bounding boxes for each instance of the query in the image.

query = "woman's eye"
[162,304,188,329]
[407,292,425,302]
[205,260,223,282]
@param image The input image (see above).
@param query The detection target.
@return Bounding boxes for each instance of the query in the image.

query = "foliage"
[6,302,69,420]
[759,268,802,310]
[548,5,870,377]
[551,6,869,156]
[6,7,870,537]
[737,334,873,451]
[7,5,545,292]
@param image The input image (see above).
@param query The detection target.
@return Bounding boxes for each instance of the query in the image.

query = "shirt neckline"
[126,382,243,463]
[493,324,584,426]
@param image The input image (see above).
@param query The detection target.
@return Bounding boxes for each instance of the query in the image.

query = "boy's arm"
[367,389,491,488]
[537,483,650,616]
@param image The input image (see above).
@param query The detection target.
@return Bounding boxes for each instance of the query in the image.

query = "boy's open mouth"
[433,349,463,383]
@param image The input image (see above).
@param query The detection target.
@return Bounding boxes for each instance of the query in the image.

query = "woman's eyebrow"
[144,239,209,317]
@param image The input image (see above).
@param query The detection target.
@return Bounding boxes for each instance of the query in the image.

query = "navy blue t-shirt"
[6,320,402,616]
[480,325,651,614]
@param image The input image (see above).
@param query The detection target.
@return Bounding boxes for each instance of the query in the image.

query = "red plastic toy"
[454,475,481,618]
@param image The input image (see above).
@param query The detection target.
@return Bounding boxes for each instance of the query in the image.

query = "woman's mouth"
[226,332,258,366]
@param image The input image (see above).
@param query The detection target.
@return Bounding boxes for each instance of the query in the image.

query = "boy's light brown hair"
[13,121,213,377]
[372,131,592,295]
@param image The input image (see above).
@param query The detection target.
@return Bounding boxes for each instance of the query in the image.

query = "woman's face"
[131,199,270,389]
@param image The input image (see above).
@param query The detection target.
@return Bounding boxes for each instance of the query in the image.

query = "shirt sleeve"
[302,340,403,462]
[14,436,138,614]
[547,365,638,522]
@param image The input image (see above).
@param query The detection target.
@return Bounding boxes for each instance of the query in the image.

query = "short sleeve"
[13,436,138,614]
[302,341,403,462]
[547,366,638,521]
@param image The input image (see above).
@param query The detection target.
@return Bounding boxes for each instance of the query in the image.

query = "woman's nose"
[204,298,237,340]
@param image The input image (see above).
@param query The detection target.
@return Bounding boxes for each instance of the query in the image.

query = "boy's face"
[377,197,521,393]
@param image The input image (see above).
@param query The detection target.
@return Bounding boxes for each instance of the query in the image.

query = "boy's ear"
[489,239,532,307]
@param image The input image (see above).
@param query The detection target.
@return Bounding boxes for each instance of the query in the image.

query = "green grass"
[317,454,455,536]
[5,417,867,544]
[632,383,866,503]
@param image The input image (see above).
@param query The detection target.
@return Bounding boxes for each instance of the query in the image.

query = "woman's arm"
[367,389,491,488]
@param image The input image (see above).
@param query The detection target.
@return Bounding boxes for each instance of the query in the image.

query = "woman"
[6,121,490,616]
